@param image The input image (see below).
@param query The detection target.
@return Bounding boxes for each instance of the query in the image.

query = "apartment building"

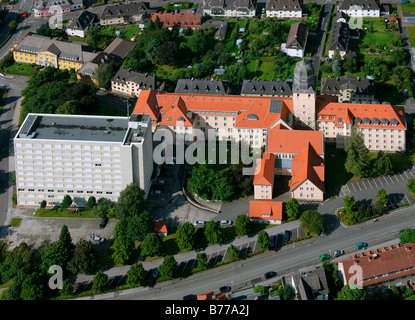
[265,0,302,18]
[338,243,415,291]
[14,113,153,207]
[202,0,257,18]
[316,96,406,152]
[174,79,230,95]
[151,12,202,29]
[241,80,293,97]
[12,33,96,72]
[33,0,83,18]
[99,2,151,26]
[111,67,165,97]
[320,75,376,103]
[65,10,99,38]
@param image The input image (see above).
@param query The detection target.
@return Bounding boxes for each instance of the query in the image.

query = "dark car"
[269,235,276,248]
[219,286,231,293]
[264,271,277,279]
[99,216,108,229]
[283,230,291,243]
[183,294,197,300]
[356,242,368,250]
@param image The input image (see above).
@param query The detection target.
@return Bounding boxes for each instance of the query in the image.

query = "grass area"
[402,2,415,15]
[35,208,97,218]
[407,26,415,47]
[2,62,41,76]
[10,218,22,227]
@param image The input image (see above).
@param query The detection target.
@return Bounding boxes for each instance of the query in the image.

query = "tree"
[257,230,270,250]
[126,263,145,287]
[60,195,72,211]
[126,210,153,242]
[8,20,17,30]
[332,59,342,73]
[204,221,224,245]
[376,189,388,208]
[337,285,368,300]
[92,198,113,218]
[86,196,97,210]
[19,272,44,300]
[235,214,251,237]
[407,178,415,196]
[55,100,81,115]
[176,222,196,251]
[371,151,393,177]
[158,255,177,280]
[140,233,162,257]
[299,210,324,236]
[226,244,239,260]
[60,278,74,297]
[67,239,98,275]
[285,198,301,220]
[196,252,208,270]
[156,41,179,66]
[114,183,147,220]
[95,63,116,90]
[187,31,209,57]
[92,270,108,293]
[343,57,357,73]
[40,200,47,209]
[112,235,134,265]
[343,195,357,215]
[400,228,415,244]
[345,129,371,178]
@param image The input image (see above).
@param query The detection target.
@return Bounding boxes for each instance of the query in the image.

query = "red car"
[22,13,28,19]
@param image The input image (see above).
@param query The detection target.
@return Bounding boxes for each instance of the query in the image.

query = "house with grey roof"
[241,80,292,97]
[203,0,257,18]
[290,266,329,300]
[111,67,165,97]
[100,2,151,26]
[320,75,376,103]
[328,21,350,59]
[338,0,380,17]
[281,22,308,58]
[66,10,99,38]
[200,19,228,40]
[266,0,302,18]
[33,0,83,18]
[174,79,230,95]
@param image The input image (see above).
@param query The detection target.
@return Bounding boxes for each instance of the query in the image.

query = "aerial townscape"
[0,0,415,307]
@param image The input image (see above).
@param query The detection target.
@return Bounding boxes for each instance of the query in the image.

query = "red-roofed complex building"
[253,153,275,200]
[338,243,415,291]
[249,200,283,224]
[152,13,202,29]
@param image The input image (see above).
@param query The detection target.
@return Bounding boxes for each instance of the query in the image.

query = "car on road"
[220,220,232,226]
[219,286,231,293]
[333,250,344,257]
[193,220,206,227]
[99,216,108,229]
[356,242,368,250]
[22,13,28,19]
[151,190,161,195]
[319,254,331,261]
[91,235,105,243]
[283,230,291,243]
[264,271,277,279]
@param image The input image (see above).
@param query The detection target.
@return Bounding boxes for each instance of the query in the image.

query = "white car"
[220,220,233,226]
[333,250,344,257]
[193,220,206,227]
[91,235,105,243]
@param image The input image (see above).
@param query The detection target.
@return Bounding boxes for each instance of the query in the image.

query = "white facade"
[14,114,153,207]
[266,10,301,18]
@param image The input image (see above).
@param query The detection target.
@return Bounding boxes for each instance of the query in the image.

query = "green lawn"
[2,62,40,76]
[407,26,415,47]
[402,2,415,15]
[10,218,22,227]
[35,208,96,218]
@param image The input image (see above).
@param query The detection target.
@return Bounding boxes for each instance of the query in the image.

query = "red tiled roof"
[339,243,415,287]
[266,128,324,156]
[249,200,283,221]
[159,96,194,126]
[316,101,406,130]
[290,142,325,192]
[253,153,275,186]
[152,12,202,28]
[132,90,162,121]
[153,222,168,234]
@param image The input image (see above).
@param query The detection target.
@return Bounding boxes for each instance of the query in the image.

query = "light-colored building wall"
[254,185,272,200]
[266,10,302,18]
[292,180,324,201]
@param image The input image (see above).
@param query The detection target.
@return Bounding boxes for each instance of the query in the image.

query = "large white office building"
[14,113,153,207]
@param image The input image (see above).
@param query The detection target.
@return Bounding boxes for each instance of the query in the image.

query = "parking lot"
[335,165,415,208]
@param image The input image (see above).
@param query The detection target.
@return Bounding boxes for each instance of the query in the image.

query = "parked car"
[264,271,277,279]
[193,220,206,227]
[91,234,105,243]
[152,268,159,279]
[319,254,331,261]
[283,230,291,243]
[219,286,231,293]
[22,12,28,19]
[220,220,232,226]
[269,235,276,248]
[151,190,162,195]
[155,180,165,186]
[333,250,344,257]
[356,242,368,250]
[99,216,108,229]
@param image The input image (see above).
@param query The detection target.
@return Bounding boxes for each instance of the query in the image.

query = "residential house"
[265,0,302,18]
[281,22,308,58]
[151,12,202,29]
[99,2,151,26]
[320,75,376,103]
[290,266,330,300]
[338,0,381,17]
[111,67,165,97]
[153,222,168,236]
[328,22,350,59]
[65,10,99,38]
[33,0,82,18]
[249,200,283,224]
[202,0,257,18]
[200,19,228,40]
[338,243,415,291]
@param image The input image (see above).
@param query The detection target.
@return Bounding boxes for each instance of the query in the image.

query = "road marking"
[372,179,378,188]
[350,183,356,192]
[388,176,395,184]
[383,176,389,185]
[366,180,373,189]
[398,172,405,181]
[394,175,400,183]
[378,177,383,187]
[361,181,368,190]
[404,171,410,179]
[409,170,415,177]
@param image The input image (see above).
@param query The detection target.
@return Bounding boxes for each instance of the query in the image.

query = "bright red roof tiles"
[152,12,202,28]
[249,200,283,221]
[253,153,275,186]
